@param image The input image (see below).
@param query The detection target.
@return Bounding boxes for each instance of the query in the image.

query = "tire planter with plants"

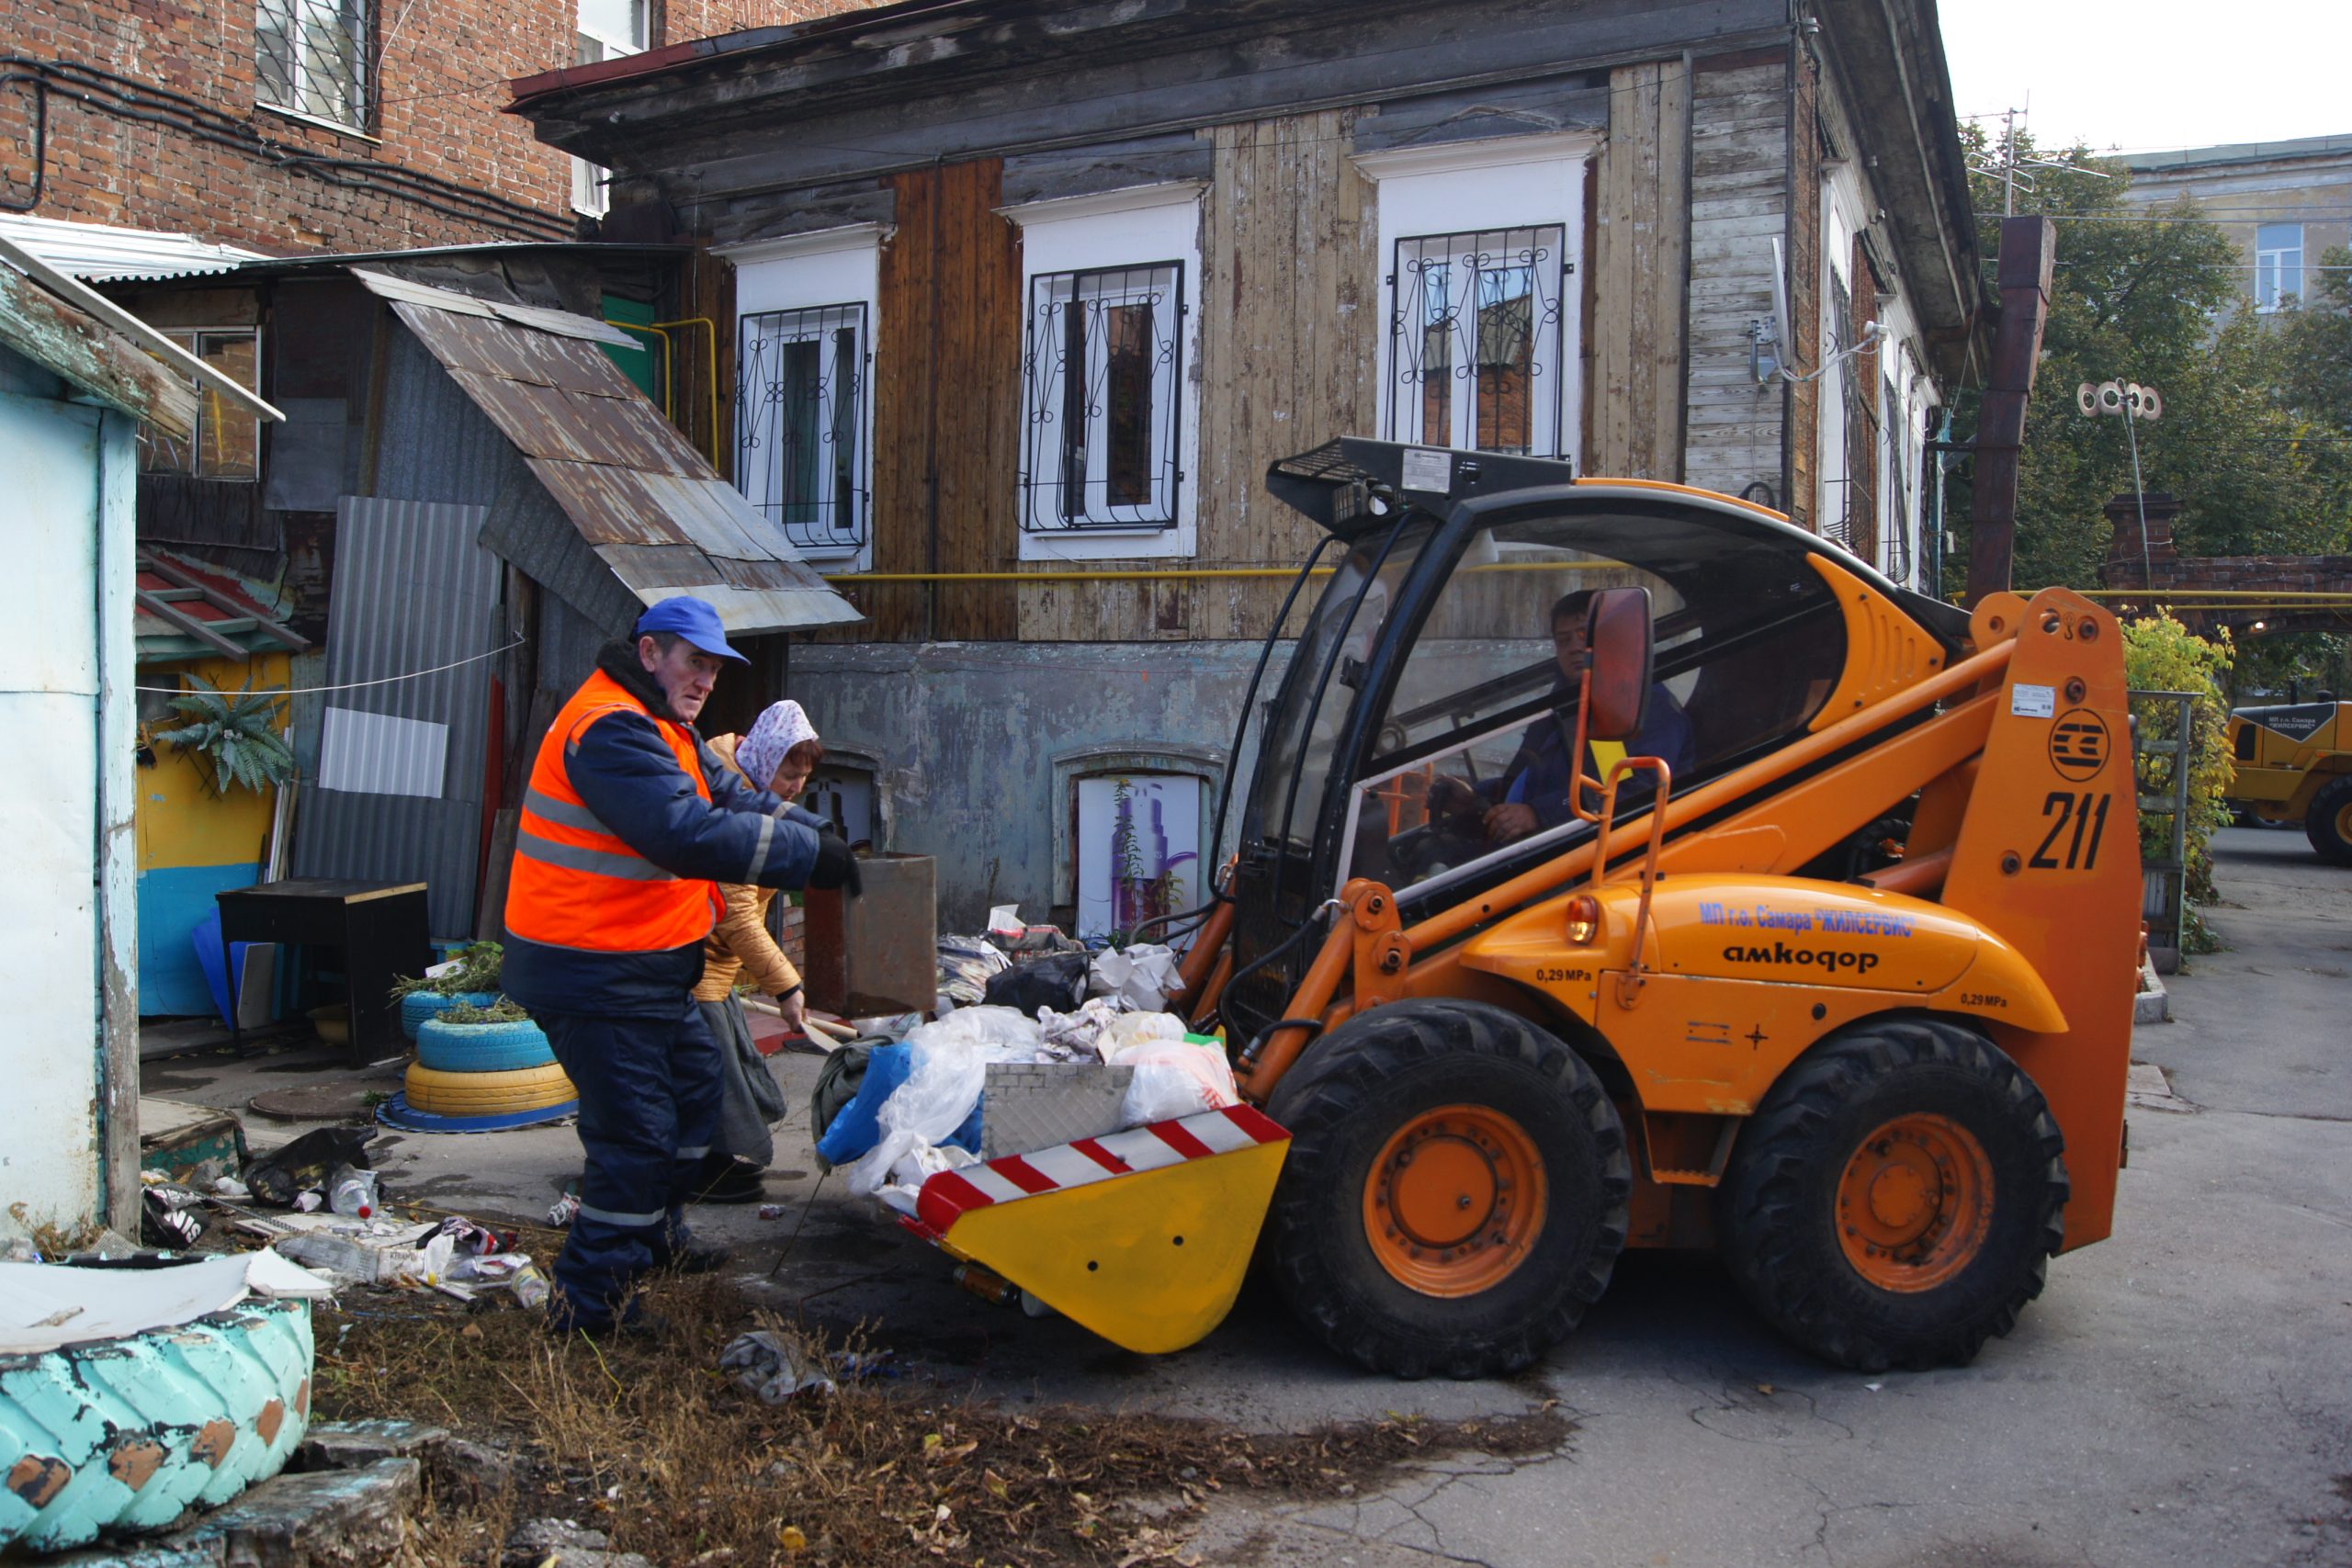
[414,1014,555,1074]
[399,989,501,1043]
[0,1283,312,1551]
[402,1060,578,1117]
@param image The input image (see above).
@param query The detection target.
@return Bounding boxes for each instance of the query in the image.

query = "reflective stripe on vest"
[503,669,720,953]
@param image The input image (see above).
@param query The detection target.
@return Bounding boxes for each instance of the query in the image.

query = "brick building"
[0,0,875,254]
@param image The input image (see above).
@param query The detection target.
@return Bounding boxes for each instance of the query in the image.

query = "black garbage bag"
[981,952,1091,1015]
[243,1125,377,1208]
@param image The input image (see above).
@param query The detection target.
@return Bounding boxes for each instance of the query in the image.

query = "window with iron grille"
[737,303,869,554]
[139,330,262,481]
[1385,226,1566,457]
[1020,262,1185,533]
[255,0,370,129]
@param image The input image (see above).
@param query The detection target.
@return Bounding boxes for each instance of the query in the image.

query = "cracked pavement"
[147,830,2352,1565]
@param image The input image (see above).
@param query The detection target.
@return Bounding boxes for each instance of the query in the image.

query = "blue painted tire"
[399,990,500,1042]
[0,1291,313,1551]
[415,1016,554,1074]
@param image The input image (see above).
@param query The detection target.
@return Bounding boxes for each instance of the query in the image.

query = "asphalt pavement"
[145,826,2352,1566]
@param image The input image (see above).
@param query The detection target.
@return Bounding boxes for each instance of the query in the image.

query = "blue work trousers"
[540,1000,722,1328]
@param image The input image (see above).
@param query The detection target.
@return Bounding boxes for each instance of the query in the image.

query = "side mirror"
[1585,586,1654,742]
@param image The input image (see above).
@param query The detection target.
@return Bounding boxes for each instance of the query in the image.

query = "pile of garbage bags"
[817,987,1236,1216]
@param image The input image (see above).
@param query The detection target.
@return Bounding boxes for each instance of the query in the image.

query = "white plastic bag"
[1089,944,1186,1011]
[1118,1041,1238,1126]
[1099,1010,1188,1059]
[847,1008,1044,1196]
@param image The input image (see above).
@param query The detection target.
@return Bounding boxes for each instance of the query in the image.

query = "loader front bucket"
[902,1106,1291,1355]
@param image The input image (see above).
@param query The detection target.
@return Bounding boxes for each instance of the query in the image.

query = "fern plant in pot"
[153,677,296,797]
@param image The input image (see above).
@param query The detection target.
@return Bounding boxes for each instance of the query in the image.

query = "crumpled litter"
[718,1331,894,1403]
[936,933,1013,1007]
[1035,996,1125,1055]
[548,1190,582,1228]
[1088,943,1186,1012]
[1098,1010,1189,1059]
[875,1145,978,1216]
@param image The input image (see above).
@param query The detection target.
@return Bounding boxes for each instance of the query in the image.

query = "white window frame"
[1354,133,1596,470]
[720,225,886,570]
[1005,183,1205,563]
[570,0,648,215]
[255,0,371,133]
[2256,222,2304,312]
[1817,164,1870,555]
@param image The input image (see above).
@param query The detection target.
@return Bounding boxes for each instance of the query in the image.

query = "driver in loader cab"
[1427,589,1695,843]
[503,595,861,1337]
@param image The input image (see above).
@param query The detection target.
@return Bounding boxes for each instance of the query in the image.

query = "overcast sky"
[1939,2,2352,155]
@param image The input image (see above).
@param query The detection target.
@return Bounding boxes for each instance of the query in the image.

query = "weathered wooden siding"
[1590,60,1690,480]
[1013,109,1377,646]
[1681,49,1789,503]
[814,159,1023,644]
[1785,48,1823,528]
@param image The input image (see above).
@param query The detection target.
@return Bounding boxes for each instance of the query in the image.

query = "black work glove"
[808,834,863,897]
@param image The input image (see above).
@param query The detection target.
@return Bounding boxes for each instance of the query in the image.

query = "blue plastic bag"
[814,1043,984,1167]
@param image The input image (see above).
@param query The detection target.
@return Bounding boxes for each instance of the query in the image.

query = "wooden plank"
[0,265,198,436]
[135,590,247,660]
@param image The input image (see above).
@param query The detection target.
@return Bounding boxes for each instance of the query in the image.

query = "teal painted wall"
[137,861,259,1018]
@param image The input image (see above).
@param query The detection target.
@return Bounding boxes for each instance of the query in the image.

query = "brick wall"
[2099,492,2352,637]
[0,0,874,254]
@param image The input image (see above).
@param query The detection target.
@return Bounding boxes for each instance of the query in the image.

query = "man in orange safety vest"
[503,595,859,1336]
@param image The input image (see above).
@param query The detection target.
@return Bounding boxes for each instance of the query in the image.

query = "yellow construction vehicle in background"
[2224,699,2352,863]
[905,438,2144,1378]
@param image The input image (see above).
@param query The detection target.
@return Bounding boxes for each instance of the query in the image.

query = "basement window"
[255,0,371,130]
[139,329,261,482]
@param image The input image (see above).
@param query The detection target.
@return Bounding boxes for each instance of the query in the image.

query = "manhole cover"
[248,1082,389,1122]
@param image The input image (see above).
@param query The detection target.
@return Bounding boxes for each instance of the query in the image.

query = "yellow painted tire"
[402,1060,577,1116]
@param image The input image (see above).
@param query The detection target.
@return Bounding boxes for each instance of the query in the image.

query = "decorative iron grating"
[1385,225,1566,457]
[737,302,869,552]
[1021,262,1185,532]
[256,0,370,128]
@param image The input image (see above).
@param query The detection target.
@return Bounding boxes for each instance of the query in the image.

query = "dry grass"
[317,1272,1567,1568]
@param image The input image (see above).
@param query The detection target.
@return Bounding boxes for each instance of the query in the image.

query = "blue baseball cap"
[633,596,748,662]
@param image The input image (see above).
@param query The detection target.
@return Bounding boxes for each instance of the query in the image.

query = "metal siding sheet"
[290,498,503,935]
[520,457,675,546]
[373,323,526,507]
[594,541,726,591]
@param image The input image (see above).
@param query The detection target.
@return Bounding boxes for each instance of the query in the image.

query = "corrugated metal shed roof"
[0,214,268,283]
[351,269,862,634]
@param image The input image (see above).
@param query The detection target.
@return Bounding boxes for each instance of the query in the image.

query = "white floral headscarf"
[736,700,819,794]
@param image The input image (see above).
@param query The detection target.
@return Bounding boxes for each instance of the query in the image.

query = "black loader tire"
[1717,1017,2067,1371]
[2305,775,2352,865]
[1263,999,1631,1379]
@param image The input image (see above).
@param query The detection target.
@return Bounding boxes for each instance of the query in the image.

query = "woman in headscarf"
[689,700,827,1202]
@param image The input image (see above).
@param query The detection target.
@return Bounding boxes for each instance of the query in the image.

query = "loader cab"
[1226,438,1957,1044]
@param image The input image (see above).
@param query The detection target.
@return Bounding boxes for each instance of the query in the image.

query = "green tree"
[1945,128,2346,594]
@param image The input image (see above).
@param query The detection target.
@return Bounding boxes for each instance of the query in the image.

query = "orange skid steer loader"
[903,439,2143,1377]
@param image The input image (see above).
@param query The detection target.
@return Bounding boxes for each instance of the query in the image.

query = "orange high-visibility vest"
[504,669,721,953]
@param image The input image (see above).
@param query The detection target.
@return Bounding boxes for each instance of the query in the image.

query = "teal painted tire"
[399,990,500,1042]
[0,1291,313,1551]
[415,1016,554,1074]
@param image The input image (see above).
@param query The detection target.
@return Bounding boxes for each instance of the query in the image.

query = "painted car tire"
[398,990,500,1042]
[0,1292,313,1552]
[414,1016,555,1074]
[402,1060,578,1116]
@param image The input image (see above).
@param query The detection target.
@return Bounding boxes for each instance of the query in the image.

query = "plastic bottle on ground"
[327,1165,380,1219]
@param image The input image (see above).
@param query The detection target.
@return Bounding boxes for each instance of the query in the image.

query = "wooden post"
[1964,216,2057,604]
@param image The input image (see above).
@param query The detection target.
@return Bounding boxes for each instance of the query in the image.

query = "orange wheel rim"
[1835,1112,1993,1292]
[1363,1103,1547,1298]
[2336,800,2352,841]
